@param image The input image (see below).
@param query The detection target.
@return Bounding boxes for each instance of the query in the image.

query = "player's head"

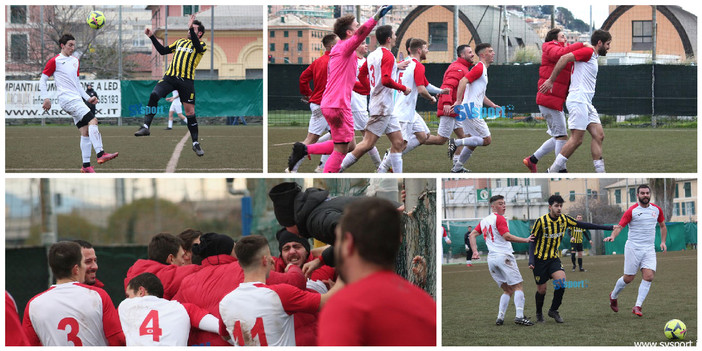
[73,240,98,285]
[277,228,310,268]
[322,33,338,51]
[636,184,651,205]
[333,15,358,40]
[548,195,565,217]
[192,232,237,262]
[489,195,506,215]
[235,235,274,277]
[545,28,566,43]
[475,43,494,63]
[148,233,186,266]
[335,197,401,283]
[48,241,84,281]
[192,20,205,39]
[576,214,583,221]
[269,182,302,231]
[356,40,369,57]
[410,38,428,60]
[178,228,202,265]
[457,45,474,63]
[127,272,164,299]
[58,34,76,56]
[375,25,395,47]
[590,29,611,56]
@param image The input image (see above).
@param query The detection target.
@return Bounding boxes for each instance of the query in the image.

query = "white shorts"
[462,116,491,138]
[487,252,523,287]
[169,98,183,114]
[400,113,430,141]
[352,110,369,131]
[623,244,657,275]
[365,114,401,137]
[566,100,600,131]
[58,95,91,125]
[538,105,567,137]
[437,116,463,138]
[308,103,329,135]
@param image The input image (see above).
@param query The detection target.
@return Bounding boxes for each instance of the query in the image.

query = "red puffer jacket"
[124,259,201,300]
[437,57,473,117]
[173,254,306,346]
[536,41,584,111]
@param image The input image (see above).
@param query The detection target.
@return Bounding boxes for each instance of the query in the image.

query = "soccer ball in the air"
[664,319,687,340]
[87,11,106,30]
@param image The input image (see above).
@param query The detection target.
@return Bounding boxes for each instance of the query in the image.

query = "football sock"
[455,136,484,147]
[307,140,334,155]
[466,260,472,264]
[514,290,525,318]
[571,252,576,267]
[452,147,473,171]
[498,293,510,319]
[635,280,651,307]
[340,153,358,172]
[535,292,546,315]
[368,147,381,168]
[323,150,345,173]
[611,276,628,299]
[529,155,539,164]
[320,154,330,166]
[88,125,103,154]
[389,152,402,173]
[318,132,331,142]
[550,286,565,311]
[186,115,198,142]
[593,158,606,173]
[452,155,460,166]
[554,139,567,156]
[533,137,555,160]
[578,258,583,269]
[549,154,568,172]
[377,153,390,173]
[80,136,92,164]
[405,136,421,154]
[168,119,173,128]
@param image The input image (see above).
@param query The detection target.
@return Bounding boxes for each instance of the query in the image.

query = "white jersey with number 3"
[366,47,398,116]
[118,295,192,346]
[476,212,513,254]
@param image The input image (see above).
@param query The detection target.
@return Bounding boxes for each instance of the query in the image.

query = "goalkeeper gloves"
[374,5,393,21]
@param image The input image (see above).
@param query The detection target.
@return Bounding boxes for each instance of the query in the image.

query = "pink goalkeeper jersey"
[321,18,377,110]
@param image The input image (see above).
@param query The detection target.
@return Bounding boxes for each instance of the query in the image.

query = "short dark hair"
[49,241,82,280]
[591,29,611,46]
[128,273,164,299]
[489,195,504,204]
[235,235,269,270]
[457,45,470,57]
[73,239,93,249]
[545,28,562,43]
[475,43,492,56]
[59,34,75,48]
[375,25,393,46]
[192,20,205,34]
[178,229,202,252]
[322,33,337,49]
[405,37,413,53]
[147,233,183,265]
[409,38,427,54]
[334,15,355,40]
[548,195,565,206]
[339,197,401,269]
[637,184,651,194]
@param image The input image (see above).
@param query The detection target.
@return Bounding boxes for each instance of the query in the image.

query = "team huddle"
[468,184,666,325]
[12,185,436,346]
[286,6,613,173]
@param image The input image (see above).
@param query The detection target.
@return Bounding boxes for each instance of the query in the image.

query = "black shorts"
[533,257,563,285]
[154,75,196,104]
[570,242,584,252]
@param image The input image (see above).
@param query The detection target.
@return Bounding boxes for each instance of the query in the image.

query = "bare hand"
[42,98,51,111]
[440,88,450,95]
[403,87,411,96]
[166,97,174,102]
[442,104,452,115]
[88,96,98,105]
[144,27,153,37]
[397,60,409,70]
[583,42,594,49]
[445,238,452,245]
[660,243,667,252]
[322,279,335,290]
[187,14,196,29]
[284,263,295,273]
[472,252,480,260]
[529,264,535,270]
[302,258,322,279]
[603,236,614,242]
[430,96,437,104]
[538,79,554,94]
[525,234,535,243]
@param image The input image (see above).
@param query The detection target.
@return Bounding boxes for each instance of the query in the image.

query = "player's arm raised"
[146,28,173,55]
[539,52,575,93]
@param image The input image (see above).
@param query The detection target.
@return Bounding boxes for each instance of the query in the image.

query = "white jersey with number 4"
[475,213,513,254]
[219,281,320,346]
[118,295,207,346]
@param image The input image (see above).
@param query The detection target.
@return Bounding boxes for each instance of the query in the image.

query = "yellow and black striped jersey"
[569,227,590,244]
[165,38,207,80]
[531,213,578,260]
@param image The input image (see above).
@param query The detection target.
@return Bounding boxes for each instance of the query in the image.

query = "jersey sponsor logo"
[176,46,194,54]
[544,231,564,239]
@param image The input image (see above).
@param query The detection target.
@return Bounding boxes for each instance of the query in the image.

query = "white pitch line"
[166,133,190,173]
[273,142,296,147]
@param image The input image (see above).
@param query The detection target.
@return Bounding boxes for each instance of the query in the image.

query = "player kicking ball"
[39,34,118,173]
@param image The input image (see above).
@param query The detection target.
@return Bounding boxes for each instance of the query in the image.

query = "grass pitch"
[442,250,697,346]
[6,125,262,173]
[268,127,696,173]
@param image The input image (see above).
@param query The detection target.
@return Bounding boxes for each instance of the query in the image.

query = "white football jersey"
[476,213,513,254]
[351,57,368,113]
[118,295,192,346]
[366,47,398,116]
[40,54,91,102]
[393,58,421,123]
[620,203,665,250]
[461,61,488,113]
[24,282,119,346]
[219,282,320,346]
[568,48,598,103]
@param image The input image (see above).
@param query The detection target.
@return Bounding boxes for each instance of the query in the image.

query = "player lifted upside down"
[39,34,119,173]
[135,14,207,157]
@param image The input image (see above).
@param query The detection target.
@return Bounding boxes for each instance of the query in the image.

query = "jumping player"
[605,184,667,317]
[469,195,535,326]
[135,14,207,157]
[165,90,186,130]
[540,30,612,173]
[39,34,119,173]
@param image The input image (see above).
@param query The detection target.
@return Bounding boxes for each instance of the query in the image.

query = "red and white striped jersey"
[475,213,513,254]
[219,282,320,346]
[40,54,91,102]
[619,203,665,249]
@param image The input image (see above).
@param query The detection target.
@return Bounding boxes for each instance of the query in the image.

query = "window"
[284,43,289,52]
[684,182,691,197]
[270,31,275,38]
[689,202,696,215]
[270,43,275,51]
[284,57,290,63]
[615,189,621,204]
[298,57,303,64]
[675,184,679,198]
[11,34,28,62]
[495,179,502,187]
[632,20,653,51]
[183,5,199,16]
[515,37,525,48]
[284,31,289,38]
[270,57,275,64]
[428,22,448,51]
[675,203,680,216]
[10,5,27,24]
[298,30,303,37]
[298,43,303,51]
[569,191,575,202]
[629,188,636,203]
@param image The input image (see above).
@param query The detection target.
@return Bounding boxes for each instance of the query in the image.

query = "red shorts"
[321,107,354,143]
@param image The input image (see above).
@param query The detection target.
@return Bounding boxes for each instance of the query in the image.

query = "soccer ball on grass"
[87,11,106,30]
[664,319,687,340]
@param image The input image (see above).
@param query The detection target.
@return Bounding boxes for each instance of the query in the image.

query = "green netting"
[685,222,697,244]
[603,222,689,254]
[443,220,532,254]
